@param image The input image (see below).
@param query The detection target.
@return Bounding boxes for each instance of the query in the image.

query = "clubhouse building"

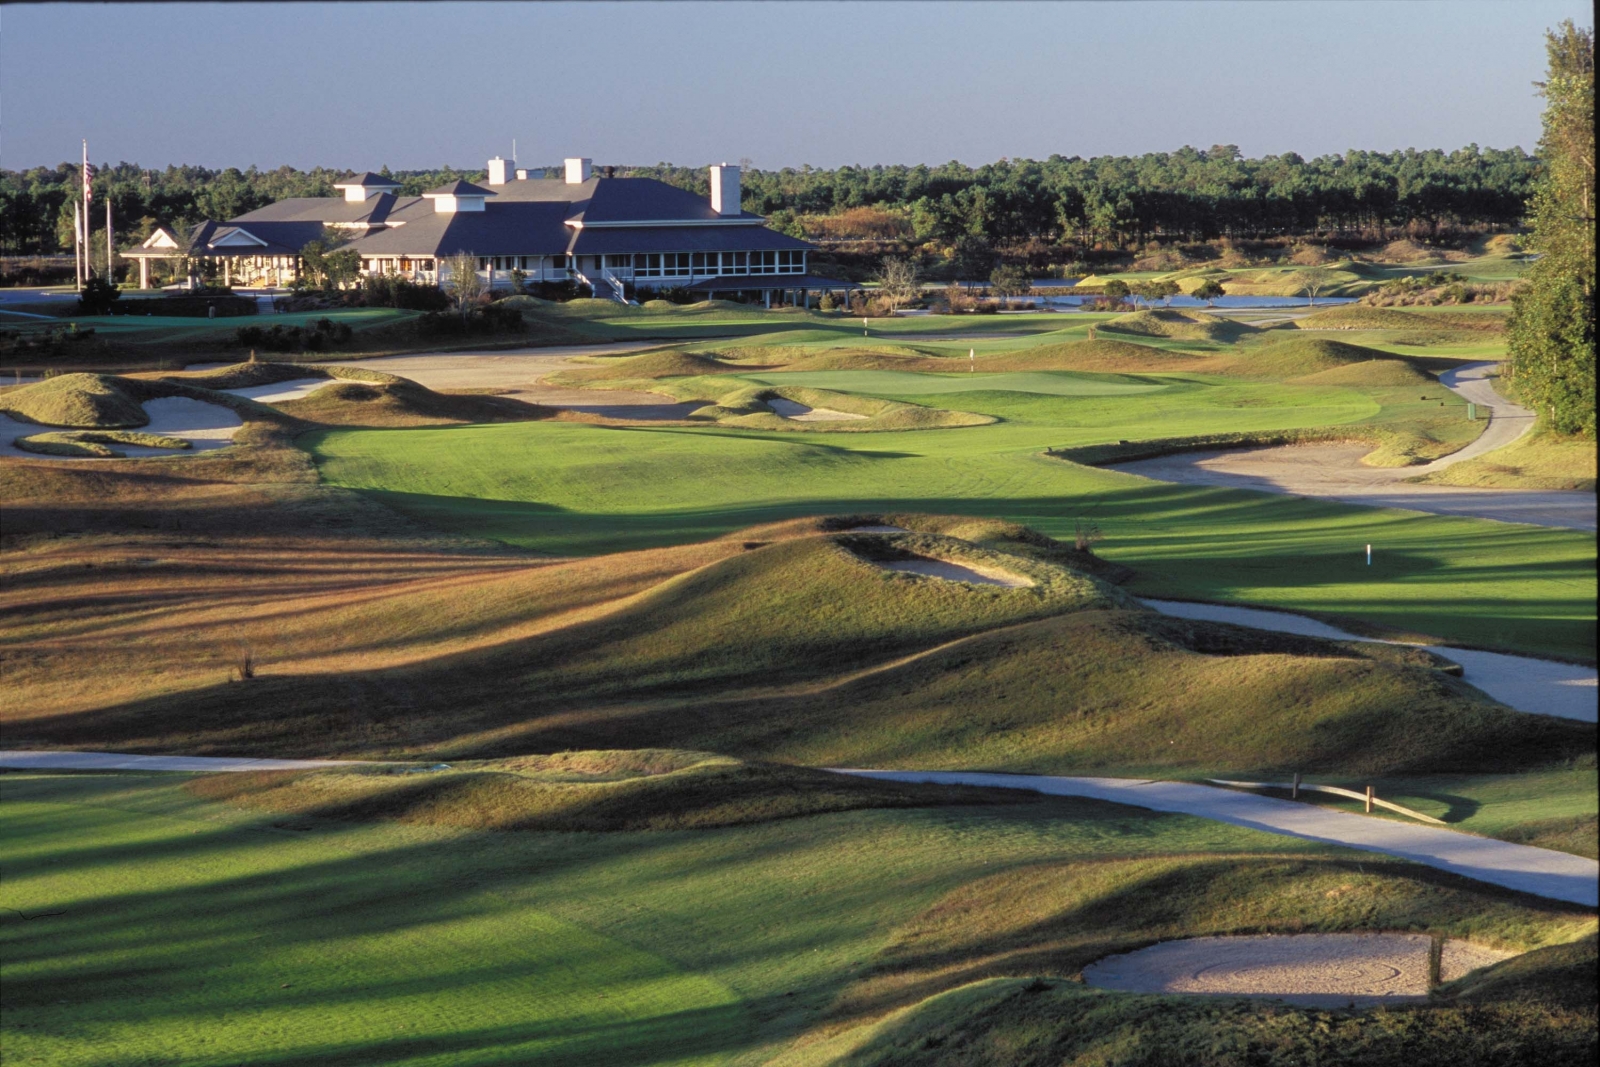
[126,158,850,306]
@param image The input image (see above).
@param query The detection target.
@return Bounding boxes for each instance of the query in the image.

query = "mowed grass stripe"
[0,793,749,1067]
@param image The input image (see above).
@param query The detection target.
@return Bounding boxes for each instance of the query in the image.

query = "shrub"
[359,274,450,311]
[77,277,121,316]
[415,303,525,338]
[235,317,355,352]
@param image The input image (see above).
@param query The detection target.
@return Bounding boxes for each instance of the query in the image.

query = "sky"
[3,1,1590,173]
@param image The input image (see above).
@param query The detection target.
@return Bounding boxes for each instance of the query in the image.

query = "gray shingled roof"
[349,203,574,257]
[335,171,401,187]
[232,195,417,226]
[423,180,495,197]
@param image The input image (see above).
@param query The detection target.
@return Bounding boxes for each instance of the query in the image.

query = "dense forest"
[1,144,1536,256]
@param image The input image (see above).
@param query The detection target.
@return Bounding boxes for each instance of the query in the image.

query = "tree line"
[1507,20,1595,438]
[628,145,1537,245]
[2,144,1537,256]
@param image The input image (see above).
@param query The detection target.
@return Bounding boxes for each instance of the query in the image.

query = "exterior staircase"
[576,268,632,304]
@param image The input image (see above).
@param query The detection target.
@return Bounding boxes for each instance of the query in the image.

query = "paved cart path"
[5,750,1594,906]
[1111,362,1596,531]
[834,770,1599,907]
[1141,598,1598,723]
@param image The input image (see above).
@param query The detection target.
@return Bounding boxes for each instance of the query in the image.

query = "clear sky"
[3,1,1589,172]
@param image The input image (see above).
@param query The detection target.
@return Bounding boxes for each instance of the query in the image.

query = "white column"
[139,259,150,289]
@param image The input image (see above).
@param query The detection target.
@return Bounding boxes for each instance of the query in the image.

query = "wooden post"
[1365,785,1374,814]
[1291,772,1301,799]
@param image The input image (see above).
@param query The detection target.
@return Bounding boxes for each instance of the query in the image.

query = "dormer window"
[421,180,495,214]
[332,172,402,203]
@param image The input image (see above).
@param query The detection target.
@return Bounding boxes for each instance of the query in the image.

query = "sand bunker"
[766,396,868,422]
[1082,934,1515,1006]
[220,378,335,404]
[0,397,241,460]
[879,556,1033,588]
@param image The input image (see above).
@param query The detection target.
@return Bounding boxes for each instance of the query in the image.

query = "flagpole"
[74,201,83,289]
[82,139,93,280]
[106,199,114,288]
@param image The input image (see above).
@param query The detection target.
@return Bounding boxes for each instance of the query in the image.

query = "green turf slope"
[5,775,1591,1067]
[309,380,1594,659]
[15,527,1588,771]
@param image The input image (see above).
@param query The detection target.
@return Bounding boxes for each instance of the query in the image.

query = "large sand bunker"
[1,397,242,460]
[1082,933,1515,1007]
[879,556,1034,588]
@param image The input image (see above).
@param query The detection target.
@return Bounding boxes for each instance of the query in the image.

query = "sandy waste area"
[1082,933,1515,1006]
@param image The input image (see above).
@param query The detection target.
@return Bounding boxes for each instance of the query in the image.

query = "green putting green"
[736,370,1165,397]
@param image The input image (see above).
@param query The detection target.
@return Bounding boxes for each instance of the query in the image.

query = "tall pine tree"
[1508,21,1595,438]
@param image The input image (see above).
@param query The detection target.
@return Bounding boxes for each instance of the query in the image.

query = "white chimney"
[710,163,741,216]
[487,157,509,186]
[564,157,593,184]
[515,169,529,181]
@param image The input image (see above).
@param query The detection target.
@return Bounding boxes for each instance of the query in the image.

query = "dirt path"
[1141,598,1598,723]
[1110,362,1595,531]
[834,770,1600,906]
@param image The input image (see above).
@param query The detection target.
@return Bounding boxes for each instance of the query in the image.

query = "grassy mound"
[834,853,1593,1020]
[186,749,1024,832]
[744,607,1587,778]
[559,348,746,381]
[1290,359,1433,387]
[1441,933,1598,1011]
[1101,308,1258,342]
[12,430,191,458]
[1224,336,1414,378]
[824,971,1595,1067]
[25,520,1588,775]
[1417,424,1598,492]
[160,360,409,390]
[0,373,150,428]
[275,379,549,427]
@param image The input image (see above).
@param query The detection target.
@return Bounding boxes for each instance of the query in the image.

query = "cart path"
[0,751,360,772]
[5,750,1594,906]
[834,770,1599,907]
[1110,362,1596,531]
[1141,598,1598,723]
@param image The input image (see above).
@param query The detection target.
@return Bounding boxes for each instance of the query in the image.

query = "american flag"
[82,141,93,206]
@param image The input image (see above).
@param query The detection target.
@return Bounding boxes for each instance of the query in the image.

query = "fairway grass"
[4,774,1591,1067]
[310,404,1594,659]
